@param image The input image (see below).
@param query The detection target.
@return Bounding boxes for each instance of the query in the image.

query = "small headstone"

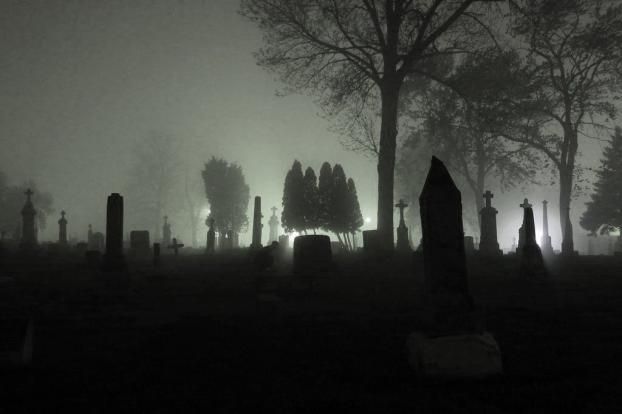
[479,191,502,256]
[153,243,160,266]
[58,210,68,245]
[130,230,150,257]
[408,157,502,379]
[168,238,184,256]
[395,199,411,252]
[20,189,37,249]
[293,235,332,274]
[250,196,263,249]
[103,193,126,271]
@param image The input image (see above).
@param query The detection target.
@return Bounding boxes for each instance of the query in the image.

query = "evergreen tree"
[302,167,320,233]
[331,164,351,248]
[281,160,305,233]
[346,178,364,235]
[581,127,622,235]
[318,162,333,231]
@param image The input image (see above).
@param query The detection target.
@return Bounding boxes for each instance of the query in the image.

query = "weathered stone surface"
[293,235,332,273]
[407,331,503,379]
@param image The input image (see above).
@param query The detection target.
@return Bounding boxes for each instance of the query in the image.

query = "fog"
[0,0,610,251]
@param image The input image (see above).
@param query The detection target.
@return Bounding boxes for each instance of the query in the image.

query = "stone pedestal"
[407,332,503,379]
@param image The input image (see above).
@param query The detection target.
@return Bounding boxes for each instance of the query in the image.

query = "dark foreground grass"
[1,251,622,412]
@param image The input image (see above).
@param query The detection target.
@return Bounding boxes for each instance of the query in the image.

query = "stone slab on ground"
[407,331,502,379]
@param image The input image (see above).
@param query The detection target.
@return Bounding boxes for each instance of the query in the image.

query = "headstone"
[268,206,279,244]
[250,196,263,249]
[519,203,546,277]
[153,243,160,266]
[162,215,171,247]
[540,200,554,256]
[362,230,380,254]
[479,191,502,256]
[103,193,126,271]
[91,232,105,252]
[408,157,502,379]
[395,199,411,252]
[58,210,68,245]
[293,235,332,274]
[206,218,215,254]
[20,189,37,249]
[516,198,532,253]
[130,230,150,257]
[168,238,184,256]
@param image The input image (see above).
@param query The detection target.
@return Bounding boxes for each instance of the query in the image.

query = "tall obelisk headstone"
[268,207,279,244]
[519,201,546,277]
[395,199,411,252]
[103,193,126,271]
[540,201,554,256]
[479,191,501,256]
[20,189,37,249]
[162,215,171,248]
[250,196,263,250]
[58,210,68,245]
[408,157,502,378]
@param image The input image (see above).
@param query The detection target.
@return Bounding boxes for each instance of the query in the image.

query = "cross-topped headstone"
[58,210,68,245]
[479,190,501,256]
[168,237,184,256]
[520,198,532,209]
[20,188,37,249]
[483,191,493,208]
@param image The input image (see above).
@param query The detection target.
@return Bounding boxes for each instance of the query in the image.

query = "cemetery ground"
[2,251,622,412]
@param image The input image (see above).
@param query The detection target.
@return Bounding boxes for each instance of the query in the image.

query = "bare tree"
[241,0,499,248]
[505,0,622,251]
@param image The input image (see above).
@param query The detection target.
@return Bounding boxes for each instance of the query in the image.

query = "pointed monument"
[479,191,502,256]
[250,196,263,249]
[20,189,37,249]
[540,201,554,257]
[58,210,68,245]
[519,201,546,277]
[408,157,502,378]
[102,193,126,271]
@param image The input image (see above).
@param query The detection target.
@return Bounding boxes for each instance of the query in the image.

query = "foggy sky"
[0,0,610,251]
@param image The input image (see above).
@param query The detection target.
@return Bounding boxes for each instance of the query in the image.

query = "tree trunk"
[559,126,578,251]
[376,81,401,250]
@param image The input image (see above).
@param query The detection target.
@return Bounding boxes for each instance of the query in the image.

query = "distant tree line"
[282,160,363,250]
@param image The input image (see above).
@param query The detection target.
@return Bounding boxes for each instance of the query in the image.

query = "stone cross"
[520,198,532,209]
[168,237,184,256]
[479,190,501,256]
[58,210,68,245]
[250,196,263,249]
[483,191,493,208]
[268,206,279,244]
[103,193,126,271]
[395,199,408,227]
[20,188,37,248]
